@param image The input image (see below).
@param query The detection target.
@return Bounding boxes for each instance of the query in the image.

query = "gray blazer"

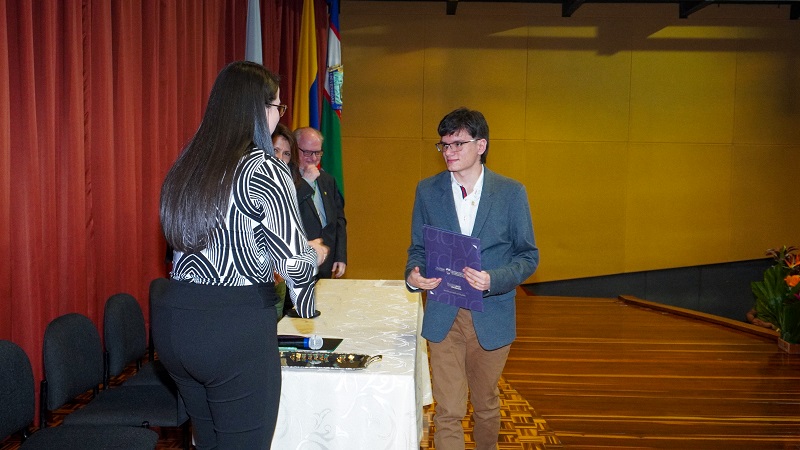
[405,167,539,350]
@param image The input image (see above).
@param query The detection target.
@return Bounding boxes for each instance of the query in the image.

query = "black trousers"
[152,280,280,450]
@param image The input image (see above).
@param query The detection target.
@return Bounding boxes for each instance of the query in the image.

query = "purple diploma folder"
[423,224,483,311]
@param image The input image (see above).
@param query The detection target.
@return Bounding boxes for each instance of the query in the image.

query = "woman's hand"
[308,238,329,267]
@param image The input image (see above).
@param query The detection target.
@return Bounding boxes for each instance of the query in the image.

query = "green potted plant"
[751,245,800,352]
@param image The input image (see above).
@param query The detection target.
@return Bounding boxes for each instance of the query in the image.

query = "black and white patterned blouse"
[171,147,317,317]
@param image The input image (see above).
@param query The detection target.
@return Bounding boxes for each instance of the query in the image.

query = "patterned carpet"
[420,377,563,450]
[2,364,561,450]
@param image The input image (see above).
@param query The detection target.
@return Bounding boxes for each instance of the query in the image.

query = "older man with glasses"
[293,127,348,280]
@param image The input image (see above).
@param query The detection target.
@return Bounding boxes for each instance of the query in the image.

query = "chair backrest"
[104,293,147,378]
[148,278,170,361]
[0,340,35,441]
[149,278,169,309]
[42,313,104,411]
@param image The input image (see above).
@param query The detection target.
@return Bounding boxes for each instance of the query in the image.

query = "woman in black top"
[155,61,328,449]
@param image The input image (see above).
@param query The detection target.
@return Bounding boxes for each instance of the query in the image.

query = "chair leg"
[103,350,110,389]
[182,421,192,450]
[148,327,155,362]
[39,379,48,428]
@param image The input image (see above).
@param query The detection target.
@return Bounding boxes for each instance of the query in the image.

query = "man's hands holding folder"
[407,266,441,291]
[408,266,490,294]
[463,267,490,292]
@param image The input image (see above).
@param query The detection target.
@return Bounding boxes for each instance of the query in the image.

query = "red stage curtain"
[0,1,326,416]
[0,0,249,415]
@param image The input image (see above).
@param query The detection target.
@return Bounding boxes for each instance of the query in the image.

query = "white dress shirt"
[451,166,484,236]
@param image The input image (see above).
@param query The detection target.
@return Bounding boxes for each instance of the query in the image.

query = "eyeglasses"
[435,139,480,153]
[267,103,287,117]
[299,148,324,159]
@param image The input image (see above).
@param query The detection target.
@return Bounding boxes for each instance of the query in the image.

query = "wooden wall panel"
[422,17,530,141]
[733,25,800,145]
[525,19,633,142]
[342,14,426,139]
[340,2,800,283]
[730,144,800,260]
[526,141,629,280]
[629,26,738,144]
[624,143,733,270]
[341,137,428,280]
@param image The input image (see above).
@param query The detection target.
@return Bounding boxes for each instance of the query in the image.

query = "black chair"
[104,292,172,387]
[148,278,170,362]
[0,340,158,449]
[40,313,189,436]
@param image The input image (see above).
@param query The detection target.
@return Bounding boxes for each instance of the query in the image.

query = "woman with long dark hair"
[154,61,328,449]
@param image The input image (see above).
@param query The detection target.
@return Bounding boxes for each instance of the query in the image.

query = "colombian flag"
[292,0,319,131]
[321,0,344,193]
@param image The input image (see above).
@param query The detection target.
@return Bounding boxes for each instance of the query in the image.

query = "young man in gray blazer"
[405,107,539,450]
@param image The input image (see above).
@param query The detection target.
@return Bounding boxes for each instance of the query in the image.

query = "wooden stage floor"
[503,294,800,450]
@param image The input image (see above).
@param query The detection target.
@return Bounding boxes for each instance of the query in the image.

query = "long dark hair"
[160,61,280,252]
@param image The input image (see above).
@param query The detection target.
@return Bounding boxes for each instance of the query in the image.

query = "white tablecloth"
[272,279,433,450]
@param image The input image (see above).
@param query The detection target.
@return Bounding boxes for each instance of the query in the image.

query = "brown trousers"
[429,308,511,450]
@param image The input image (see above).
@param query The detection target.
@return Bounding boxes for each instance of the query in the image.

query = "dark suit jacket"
[405,167,539,350]
[296,170,347,278]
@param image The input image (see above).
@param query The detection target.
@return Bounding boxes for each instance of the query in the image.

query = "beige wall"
[338,1,800,283]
